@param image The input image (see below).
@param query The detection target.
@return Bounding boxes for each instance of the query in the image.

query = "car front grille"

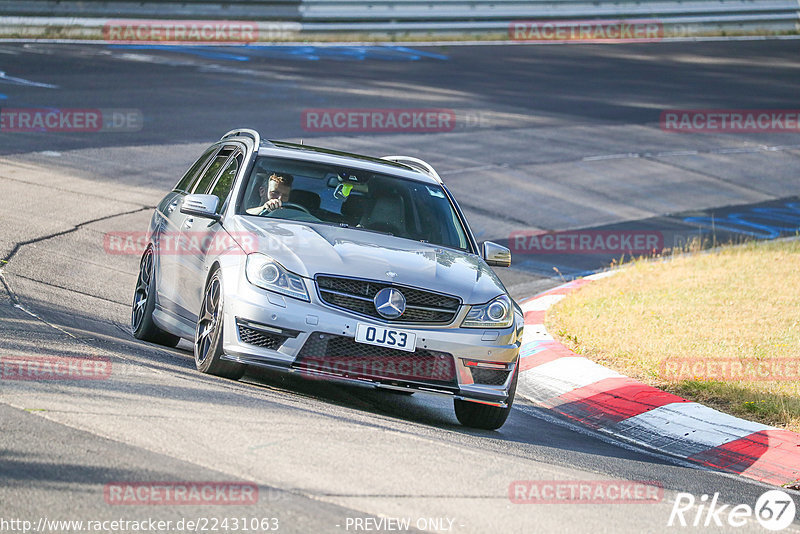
[316,275,460,324]
[470,368,511,386]
[293,332,458,388]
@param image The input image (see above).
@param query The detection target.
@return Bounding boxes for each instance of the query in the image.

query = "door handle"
[184,218,194,229]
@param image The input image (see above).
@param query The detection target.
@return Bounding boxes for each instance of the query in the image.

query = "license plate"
[355,323,416,352]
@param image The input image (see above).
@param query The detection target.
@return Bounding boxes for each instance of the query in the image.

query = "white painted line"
[521,294,564,313]
[584,270,619,281]
[520,325,553,345]
[582,153,640,161]
[0,70,57,89]
[656,150,699,157]
[609,402,774,457]
[585,143,800,164]
[761,144,800,151]
[519,356,623,402]
[513,401,707,472]
[717,147,761,154]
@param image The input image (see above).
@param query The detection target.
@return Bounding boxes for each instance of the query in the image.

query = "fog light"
[462,359,509,370]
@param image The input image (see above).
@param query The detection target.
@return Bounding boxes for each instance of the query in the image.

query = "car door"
[175,145,241,322]
[155,144,220,320]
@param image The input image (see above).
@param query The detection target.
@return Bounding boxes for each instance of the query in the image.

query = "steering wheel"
[263,202,312,216]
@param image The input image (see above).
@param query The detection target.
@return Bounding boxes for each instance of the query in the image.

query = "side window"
[174,146,217,193]
[210,152,242,214]
[192,147,234,195]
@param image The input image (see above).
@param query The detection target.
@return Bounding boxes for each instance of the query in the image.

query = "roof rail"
[220,128,261,147]
[381,155,443,184]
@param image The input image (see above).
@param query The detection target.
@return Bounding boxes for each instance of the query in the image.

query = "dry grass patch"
[546,239,800,431]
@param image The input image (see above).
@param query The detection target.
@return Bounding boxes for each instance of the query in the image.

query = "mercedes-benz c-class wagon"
[131,129,523,429]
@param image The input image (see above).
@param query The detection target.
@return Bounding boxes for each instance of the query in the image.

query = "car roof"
[251,140,442,186]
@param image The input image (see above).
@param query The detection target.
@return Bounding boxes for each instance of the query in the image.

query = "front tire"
[131,247,181,347]
[454,364,518,430]
[194,270,246,380]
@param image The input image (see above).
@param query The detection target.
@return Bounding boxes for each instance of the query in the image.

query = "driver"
[246,172,293,215]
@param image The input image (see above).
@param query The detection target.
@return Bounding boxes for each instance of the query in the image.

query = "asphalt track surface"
[0,40,799,533]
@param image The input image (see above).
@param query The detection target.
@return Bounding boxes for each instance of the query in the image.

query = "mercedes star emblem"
[373,288,406,319]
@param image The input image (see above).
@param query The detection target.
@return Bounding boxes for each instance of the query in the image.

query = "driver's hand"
[263,198,282,212]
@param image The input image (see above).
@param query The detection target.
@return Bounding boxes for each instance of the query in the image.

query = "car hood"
[229,217,506,304]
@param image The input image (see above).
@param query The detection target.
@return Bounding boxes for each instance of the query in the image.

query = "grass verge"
[546,238,800,432]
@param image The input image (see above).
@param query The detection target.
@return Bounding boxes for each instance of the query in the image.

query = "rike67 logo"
[668,490,796,531]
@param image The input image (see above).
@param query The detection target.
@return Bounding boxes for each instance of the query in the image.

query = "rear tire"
[454,364,518,430]
[194,270,246,381]
[131,247,181,348]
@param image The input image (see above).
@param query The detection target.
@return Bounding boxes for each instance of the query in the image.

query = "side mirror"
[482,241,511,267]
[180,194,221,221]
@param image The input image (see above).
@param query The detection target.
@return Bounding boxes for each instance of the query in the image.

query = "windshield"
[238,156,471,251]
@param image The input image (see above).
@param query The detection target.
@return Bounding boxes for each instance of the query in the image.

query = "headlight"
[462,295,513,328]
[245,253,309,301]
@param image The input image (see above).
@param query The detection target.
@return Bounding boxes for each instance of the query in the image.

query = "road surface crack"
[0,206,151,324]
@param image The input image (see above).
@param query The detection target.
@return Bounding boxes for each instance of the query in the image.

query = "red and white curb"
[516,272,800,487]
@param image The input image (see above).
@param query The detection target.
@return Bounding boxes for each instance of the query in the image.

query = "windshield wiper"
[353,227,394,237]
[304,220,395,236]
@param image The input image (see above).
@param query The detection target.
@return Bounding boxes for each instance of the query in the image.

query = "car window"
[174,146,218,193]
[192,147,234,195]
[209,152,242,214]
[238,156,471,252]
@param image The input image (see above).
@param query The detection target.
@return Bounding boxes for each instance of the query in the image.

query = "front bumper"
[220,267,522,406]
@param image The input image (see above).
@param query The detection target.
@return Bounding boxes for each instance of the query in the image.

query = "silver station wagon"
[132,129,523,429]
